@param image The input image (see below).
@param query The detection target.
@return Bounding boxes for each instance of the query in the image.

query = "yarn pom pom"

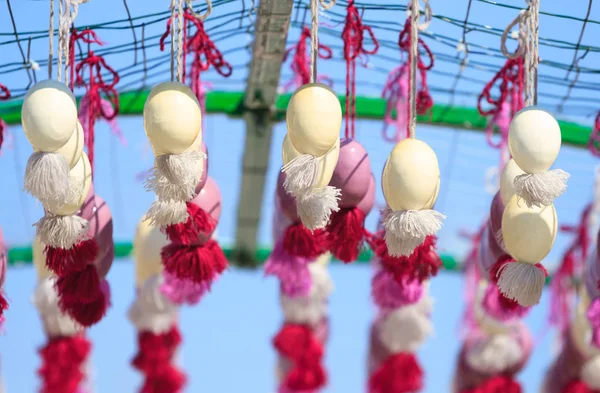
[56,264,102,304]
[140,366,187,393]
[164,202,215,245]
[562,380,592,393]
[514,169,569,208]
[481,283,530,321]
[368,353,423,393]
[36,215,90,251]
[24,151,70,211]
[161,239,228,284]
[45,238,98,276]
[282,154,319,196]
[326,207,366,263]
[0,291,8,318]
[60,278,109,328]
[465,334,523,375]
[494,259,547,307]
[265,239,312,297]
[464,376,521,393]
[283,222,328,259]
[383,209,445,257]
[38,335,91,393]
[145,199,189,227]
[371,269,423,309]
[587,299,600,349]
[160,271,212,306]
[296,186,341,231]
[155,151,205,188]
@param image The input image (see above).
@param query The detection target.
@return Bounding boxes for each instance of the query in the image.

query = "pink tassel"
[265,239,312,297]
[587,297,600,348]
[371,268,423,309]
[482,283,530,321]
[160,271,211,306]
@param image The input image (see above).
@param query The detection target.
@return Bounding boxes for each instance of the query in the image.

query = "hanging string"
[408,0,419,139]
[56,0,87,85]
[57,0,64,82]
[48,0,54,80]
[310,0,319,84]
[282,26,332,91]
[170,0,176,81]
[176,0,184,83]
[525,0,539,106]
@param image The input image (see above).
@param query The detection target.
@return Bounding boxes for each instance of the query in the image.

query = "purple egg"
[78,182,96,219]
[486,220,507,261]
[191,176,222,242]
[356,174,375,215]
[330,139,372,208]
[84,196,114,258]
[198,141,209,191]
[489,192,504,237]
[276,171,298,221]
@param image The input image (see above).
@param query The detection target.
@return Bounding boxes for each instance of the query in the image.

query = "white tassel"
[465,334,523,374]
[514,169,570,208]
[24,152,70,211]
[282,154,319,195]
[280,294,327,327]
[581,356,600,390]
[497,262,545,307]
[296,186,341,230]
[33,278,82,337]
[308,263,334,301]
[145,199,189,227]
[128,275,178,334]
[156,151,205,186]
[378,293,434,353]
[35,214,89,249]
[145,171,196,202]
[383,209,446,257]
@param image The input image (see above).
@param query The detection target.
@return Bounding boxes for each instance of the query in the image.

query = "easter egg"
[49,152,92,216]
[382,138,440,211]
[356,174,376,215]
[190,176,222,243]
[144,81,201,154]
[286,83,342,157]
[276,171,298,221]
[22,80,77,151]
[32,236,53,281]
[282,133,340,189]
[501,195,558,263]
[34,121,84,168]
[134,217,168,288]
[500,159,525,205]
[329,139,372,207]
[508,107,561,174]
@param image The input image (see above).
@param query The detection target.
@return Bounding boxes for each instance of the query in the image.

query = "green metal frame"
[0,90,592,147]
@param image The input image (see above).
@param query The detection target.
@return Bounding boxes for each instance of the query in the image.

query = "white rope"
[186,0,212,21]
[525,0,539,106]
[310,0,319,84]
[48,0,55,80]
[55,0,88,84]
[176,0,184,83]
[170,0,176,81]
[408,0,419,139]
[57,0,64,82]
[319,0,335,10]
[500,10,527,59]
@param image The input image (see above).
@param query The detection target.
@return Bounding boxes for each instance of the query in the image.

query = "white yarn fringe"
[378,292,434,353]
[514,169,570,208]
[497,262,545,307]
[282,154,319,195]
[297,186,341,230]
[128,275,178,334]
[582,356,600,390]
[383,209,446,257]
[308,263,334,300]
[465,334,523,374]
[24,152,70,211]
[35,214,89,249]
[33,277,82,337]
[145,199,189,227]
[145,170,196,202]
[155,151,205,186]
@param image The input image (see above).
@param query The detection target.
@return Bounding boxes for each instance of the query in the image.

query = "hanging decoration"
[0,228,7,323]
[282,26,332,92]
[0,84,10,152]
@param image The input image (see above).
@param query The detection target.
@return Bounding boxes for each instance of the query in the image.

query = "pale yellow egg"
[315,252,332,266]
[34,121,84,169]
[32,236,53,281]
[144,81,201,154]
[382,138,440,211]
[133,217,168,288]
[508,107,561,174]
[48,153,92,216]
[282,134,340,189]
[501,195,557,263]
[286,83,342,157]
[499,159,525,205]
[22,80,78,151]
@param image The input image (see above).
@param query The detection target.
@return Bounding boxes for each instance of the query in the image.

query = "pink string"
[78,95,127,147]
[485,101,511,170]
[381,64,409,143]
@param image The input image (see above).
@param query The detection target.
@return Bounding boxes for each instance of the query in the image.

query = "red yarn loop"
[326,207,366,263]
[164,203,216,245]
[283,222,328,260]
[284,26,333,88]
[161,239,228,284]
[369,353,423,393]
[44,238,99,276]
[273,323,327,391]
[38,335,91,393]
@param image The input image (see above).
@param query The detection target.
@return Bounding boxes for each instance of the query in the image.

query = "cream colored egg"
[424,179,440,209]
[500,159,525,205]
[22,80,78,151]
[33,236,53,280]
[286,83,342,157]
[34,121,84,168]
[315,252,332,266]
[144,81,201,155]
[508,107,561,174]
[282,134,340,188]
[48,153,92,216]
[501,195,557,263]
[133,217,168,288]
[382,139,440,211]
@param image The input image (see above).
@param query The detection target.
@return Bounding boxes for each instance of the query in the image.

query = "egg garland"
[281,83,343,231]
[508,107,570,208]
[381,138,445,258]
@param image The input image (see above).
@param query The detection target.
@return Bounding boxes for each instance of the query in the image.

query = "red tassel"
[466,376,521,393]
[60,290,107,328]
[0,291,8,316]
[45,239,99,276]
[141,366,187,393]
[161,239,228,284]
[164,202,216,246]
[373,235,441,283]
[273,323,327,391]
[326,207,365,263]
[369,353,423,393]
[283,222,328,259]
[56,264,102,304]
[563,380,596,393]
[38,335,91,393]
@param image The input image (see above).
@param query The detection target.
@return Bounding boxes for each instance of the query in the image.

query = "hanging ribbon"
[71,29,122,174]
[282,26,333,92]
[342,0,379,139]
[0,84,10,153]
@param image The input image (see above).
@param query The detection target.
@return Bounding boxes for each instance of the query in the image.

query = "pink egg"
[84,196,114,258]
[198,141,209,191]
[273,197,293,242]
[191,176,222,241]
[477,225,496,276]
[329,139,372,208]
[78,182,96,219]
[96,240,115,280]
[488,192,504,237]
[276,171,298,221]
[486,220,507,261]
[356,174,375,215]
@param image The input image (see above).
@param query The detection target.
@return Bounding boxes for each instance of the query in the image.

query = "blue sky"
[1,0,599,392]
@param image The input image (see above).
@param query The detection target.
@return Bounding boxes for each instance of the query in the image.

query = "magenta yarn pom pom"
[371,269,423,309]
[265,240,312,297]
[481,283,530,321]
[160,271,212,305]
[587,297,600,348]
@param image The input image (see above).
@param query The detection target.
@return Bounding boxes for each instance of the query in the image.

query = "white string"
[319,0,335,10]
[408,0,419,139]
[525,0,539,106]
[310,0,319,84]
[56,0,87,84]
[176,0,184,83]
[500,10,526,59]
[170,0,176,81]
[57,0,64,82]
[48,0,54,80]
[187,0,212,21]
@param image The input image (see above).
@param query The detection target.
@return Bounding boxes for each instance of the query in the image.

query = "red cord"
[343,0,379,139]
[283,26,333,88]
[0,83,10,152]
